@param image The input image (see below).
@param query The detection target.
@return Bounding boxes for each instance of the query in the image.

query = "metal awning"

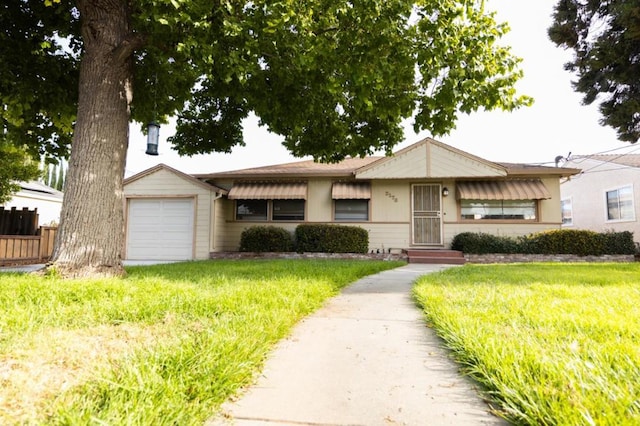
[332,182,371,199]
[228,182,307,200]
[456,180,551,200]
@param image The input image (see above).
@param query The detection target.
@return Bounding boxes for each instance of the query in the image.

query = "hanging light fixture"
[145,121,159,155]
[146,73,159,156]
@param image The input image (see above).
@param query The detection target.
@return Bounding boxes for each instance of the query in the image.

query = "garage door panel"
[127,198,194,260]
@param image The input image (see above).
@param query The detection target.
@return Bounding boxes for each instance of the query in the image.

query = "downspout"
[210,191,225,254]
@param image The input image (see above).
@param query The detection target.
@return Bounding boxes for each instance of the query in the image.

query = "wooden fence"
[0,207,39,235]
[0,226,57,266]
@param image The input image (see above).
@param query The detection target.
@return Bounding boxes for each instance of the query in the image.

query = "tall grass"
[413,263,640,425]
[0,259,403,425]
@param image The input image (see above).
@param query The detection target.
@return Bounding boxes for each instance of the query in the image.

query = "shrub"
[452,229,636,256]
[451,232,519,254]
[295,224,368,253]
[239,226,294,252]
[602,230,636,254]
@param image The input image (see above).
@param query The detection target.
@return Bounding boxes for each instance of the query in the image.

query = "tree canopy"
[1,0,531,276]
[548,0,640,143]
[0,143,41,204]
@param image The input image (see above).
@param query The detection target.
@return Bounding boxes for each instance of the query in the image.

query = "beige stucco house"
[561,154,640,242]
[123,138,579,261]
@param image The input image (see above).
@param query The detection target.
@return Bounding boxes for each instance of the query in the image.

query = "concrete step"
[406,249,465,265]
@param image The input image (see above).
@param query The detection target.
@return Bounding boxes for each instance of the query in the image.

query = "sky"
[124,0,639,178]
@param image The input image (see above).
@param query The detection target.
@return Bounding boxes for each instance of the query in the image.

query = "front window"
[561,198,573,226]
[606,186,634,221]
[236,200,268,221]
[461,200,537,220]
[235,199,305,221]
[335,199,369,221]
[273,200,305,221]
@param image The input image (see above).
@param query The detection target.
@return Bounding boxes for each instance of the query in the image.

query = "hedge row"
[239,224,369,254]
[451,229,636,255]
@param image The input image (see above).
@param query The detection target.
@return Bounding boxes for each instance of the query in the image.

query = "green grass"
[0,259,403,425]
[413,263,640,426]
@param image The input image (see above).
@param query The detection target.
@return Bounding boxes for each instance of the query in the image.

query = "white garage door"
[127,198,194,260]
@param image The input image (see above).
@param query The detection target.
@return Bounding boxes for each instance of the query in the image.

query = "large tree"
[1,0,531,277]
[548,0,640,143]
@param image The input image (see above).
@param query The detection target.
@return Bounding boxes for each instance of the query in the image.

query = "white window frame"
[561,197,573,226]
[604,184,635,223]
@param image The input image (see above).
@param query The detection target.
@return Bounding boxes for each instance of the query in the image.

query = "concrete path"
[210,264,507,426]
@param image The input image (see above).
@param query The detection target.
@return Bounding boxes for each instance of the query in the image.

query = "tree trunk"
[50,0,134,278]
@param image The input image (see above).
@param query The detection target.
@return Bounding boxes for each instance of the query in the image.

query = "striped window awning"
[456,180,551,200]
[228,182,307,200]
[332,182,371,199]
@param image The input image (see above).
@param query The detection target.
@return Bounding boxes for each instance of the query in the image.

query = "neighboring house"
[561,154,640,241]
[123,137,579,261]
[2,181,64,226]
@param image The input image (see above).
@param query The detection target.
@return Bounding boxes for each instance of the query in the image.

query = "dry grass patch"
[0,259,403,424]
[0,320,185,424]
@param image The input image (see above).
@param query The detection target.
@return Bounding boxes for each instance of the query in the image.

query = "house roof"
[124,163,228,194]
[571,154,640,168]
[495,162,581,177]
[196,138,580,181]
[194,156,380,180]
[18,181,64,200]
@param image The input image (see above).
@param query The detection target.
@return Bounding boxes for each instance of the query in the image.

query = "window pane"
[335,199,369,221]
[236,200,267,221]
[502,200,536,220]
[619,186,634,219]
[607,190,620,220]
[461,200,536,220]
[561,199,573,225]
[607,187,634,221]
[273,199,305,221]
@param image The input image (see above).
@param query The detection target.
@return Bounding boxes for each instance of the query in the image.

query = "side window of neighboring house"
[561,198,573,226]
[334,199,369,221]
[605,185,635,222]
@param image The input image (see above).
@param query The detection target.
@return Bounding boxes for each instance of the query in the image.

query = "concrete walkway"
[210,264,507,426]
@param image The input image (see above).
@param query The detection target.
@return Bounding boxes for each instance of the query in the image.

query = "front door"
[411,184,443,245]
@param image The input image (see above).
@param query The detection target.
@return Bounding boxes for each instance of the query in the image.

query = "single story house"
[123,137,580,261]
[561,154,640,241]
[2,181,64,227]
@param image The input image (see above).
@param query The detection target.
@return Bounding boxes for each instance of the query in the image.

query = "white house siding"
[3,182,63,226]
[561,158,640,237]
[123,168,213,260]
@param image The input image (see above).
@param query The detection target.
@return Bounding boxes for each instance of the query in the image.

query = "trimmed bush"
[451,229,636,256]
[602,230,636,254]
[451,232,519,254]
[295,224,368,253]
[239,226,294,252]
[520,229,605,256]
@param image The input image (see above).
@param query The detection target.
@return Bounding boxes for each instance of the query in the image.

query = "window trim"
[604,184,635,223]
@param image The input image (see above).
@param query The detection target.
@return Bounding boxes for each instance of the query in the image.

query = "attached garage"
[126,198,194,260]
[123,164,228,261]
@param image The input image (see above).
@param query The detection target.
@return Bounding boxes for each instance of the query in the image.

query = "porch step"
[405,249,466,265]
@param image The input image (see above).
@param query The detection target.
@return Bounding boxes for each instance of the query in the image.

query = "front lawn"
[0,259,403,425]
[413,263,640,426]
